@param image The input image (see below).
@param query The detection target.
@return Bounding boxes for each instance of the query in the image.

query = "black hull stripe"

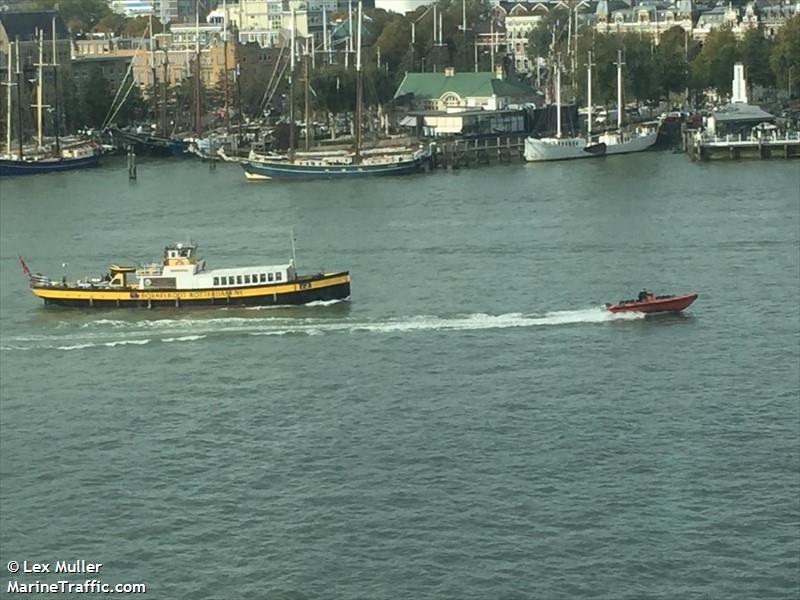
[42,283,350,308]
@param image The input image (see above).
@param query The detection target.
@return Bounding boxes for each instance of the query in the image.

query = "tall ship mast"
[239,0,428,181]
[108,18,189,158]
[2,39,17,158]
[524,54,606,162]
[0,19,100,176]
[596,49,659,155]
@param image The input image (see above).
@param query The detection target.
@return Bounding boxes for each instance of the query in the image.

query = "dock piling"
[127,146,137,180]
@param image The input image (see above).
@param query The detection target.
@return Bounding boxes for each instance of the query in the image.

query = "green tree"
[690,27,739,95]
[526,8,571,61]
[33,0,111,29]
[654,26,690,98]
[81,67,112,128]
[739,28,774,87]
[586,33,624,104]
[769,15,800,96]
[402,0,490,71]
[312,66,357,115]
[310,66,357,139]
[116,84,148,127]
[123,16,165,38]
[61,77,84,133]
[66,18,90,34]
[93,13,127,36]
[375,14,412,71]
[363,67,397,107]
[621,33,658,101]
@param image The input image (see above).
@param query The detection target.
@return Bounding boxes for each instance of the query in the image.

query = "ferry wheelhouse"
[24,243,350,308]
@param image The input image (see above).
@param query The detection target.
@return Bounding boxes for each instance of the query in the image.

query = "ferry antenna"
[290,229,297,268]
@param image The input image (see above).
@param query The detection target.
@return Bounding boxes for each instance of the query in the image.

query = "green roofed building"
[394,66,540,112]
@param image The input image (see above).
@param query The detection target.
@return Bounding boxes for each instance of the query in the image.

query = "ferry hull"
[32,274,350,309]
[241,157,427,180]
[0,153,100,176]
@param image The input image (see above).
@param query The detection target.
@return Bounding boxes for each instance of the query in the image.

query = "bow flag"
[18,256,31,279]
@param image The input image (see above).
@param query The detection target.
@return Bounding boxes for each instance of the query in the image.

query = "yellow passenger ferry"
[22,242,351,309]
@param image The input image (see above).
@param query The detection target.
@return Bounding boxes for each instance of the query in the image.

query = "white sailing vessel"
[524,56,605,162]
[597,50,658,155]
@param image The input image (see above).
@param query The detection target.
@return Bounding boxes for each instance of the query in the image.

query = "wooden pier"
[429,135,526,169]
[684,131,800,161]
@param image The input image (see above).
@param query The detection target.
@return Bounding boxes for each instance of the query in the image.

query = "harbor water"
[1,154,798,598]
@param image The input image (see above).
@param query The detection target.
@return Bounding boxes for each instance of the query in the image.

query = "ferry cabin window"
[260,274,266,283]
[276,272,282,281]
[268,273,274,282]
[213,277,219,286]
[237,275,243,285]
[252,274,258,283]
[245,275,251,284]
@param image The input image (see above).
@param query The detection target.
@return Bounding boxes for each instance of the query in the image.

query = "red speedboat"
[605,292,698,314]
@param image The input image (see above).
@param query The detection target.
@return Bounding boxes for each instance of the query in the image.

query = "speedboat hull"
[606,293,698,314]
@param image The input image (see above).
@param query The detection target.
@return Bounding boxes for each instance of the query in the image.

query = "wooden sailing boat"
[1,22,100,176]
[241,0,428,181]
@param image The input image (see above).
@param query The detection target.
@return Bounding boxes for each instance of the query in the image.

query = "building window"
[441,93,461,109]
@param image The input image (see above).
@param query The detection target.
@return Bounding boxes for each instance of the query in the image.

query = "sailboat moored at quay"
[241,1,428,181]
[242,146,430,180]
[524,55,606,162]
[1,24,100,176]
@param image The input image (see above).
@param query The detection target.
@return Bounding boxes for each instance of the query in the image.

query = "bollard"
[127,146,137,180]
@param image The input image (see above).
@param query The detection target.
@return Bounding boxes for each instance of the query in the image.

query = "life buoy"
[144,278,151,286]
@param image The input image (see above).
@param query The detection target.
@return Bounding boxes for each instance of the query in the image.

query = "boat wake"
[2,308,643,352]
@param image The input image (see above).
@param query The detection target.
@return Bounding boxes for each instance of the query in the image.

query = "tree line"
[14,0,799,137]
[526,12,800,104]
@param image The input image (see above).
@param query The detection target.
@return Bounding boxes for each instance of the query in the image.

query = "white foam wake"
[3,308,642,352]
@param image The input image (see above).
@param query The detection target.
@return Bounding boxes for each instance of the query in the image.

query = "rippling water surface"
[1,154,798,599]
